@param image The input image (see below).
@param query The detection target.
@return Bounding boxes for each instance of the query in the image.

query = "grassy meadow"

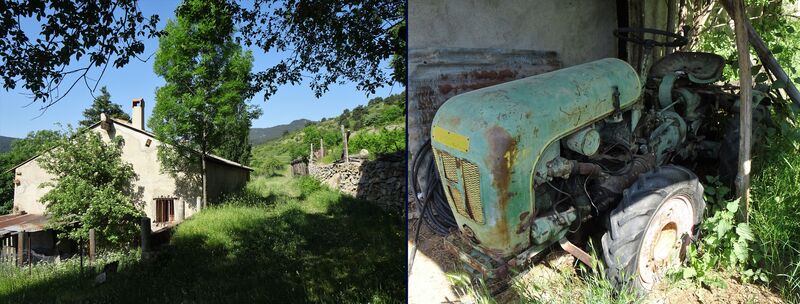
[0,169,405,303]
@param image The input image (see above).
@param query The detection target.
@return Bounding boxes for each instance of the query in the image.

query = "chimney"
[132,98,145,130]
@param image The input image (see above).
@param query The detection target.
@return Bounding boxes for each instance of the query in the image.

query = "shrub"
[348,128,404,156]
[297,176,323,196]
[260,157,284,176]
[38,130,142,247]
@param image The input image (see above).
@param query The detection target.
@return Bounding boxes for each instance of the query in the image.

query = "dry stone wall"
[309,155,405,211]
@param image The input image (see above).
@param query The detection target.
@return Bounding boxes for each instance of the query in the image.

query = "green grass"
[0,171,405,303]
[750,134,800,303]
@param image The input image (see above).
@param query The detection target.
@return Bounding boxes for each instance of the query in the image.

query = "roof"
[5,118,254,173]
[0,213,49,234]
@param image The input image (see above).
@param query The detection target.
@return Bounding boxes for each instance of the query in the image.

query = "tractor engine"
[430,56,732,282]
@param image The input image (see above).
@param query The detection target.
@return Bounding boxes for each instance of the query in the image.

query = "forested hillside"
[0,136,17,153]
[249,119,314,145]
[250,92,405,175]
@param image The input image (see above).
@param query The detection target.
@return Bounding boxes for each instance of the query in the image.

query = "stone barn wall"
[309,154,405,210]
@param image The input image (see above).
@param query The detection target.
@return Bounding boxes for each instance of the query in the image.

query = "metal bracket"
[558,237,595,268]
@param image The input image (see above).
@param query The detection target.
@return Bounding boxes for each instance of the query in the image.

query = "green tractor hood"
[431,58,641,257]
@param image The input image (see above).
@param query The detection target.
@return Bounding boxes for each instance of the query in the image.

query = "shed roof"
[0,213,49,235]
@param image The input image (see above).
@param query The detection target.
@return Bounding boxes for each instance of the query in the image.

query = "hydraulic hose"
[409,139,457,274]
[412,139,457,235]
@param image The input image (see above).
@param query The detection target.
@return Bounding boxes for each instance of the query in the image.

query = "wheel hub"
[637,194,694,290]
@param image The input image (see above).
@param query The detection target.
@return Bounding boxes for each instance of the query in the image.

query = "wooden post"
[89,228,96,266]
[80,236,84,276]
[140,217,151,258]
[341,125,349,163]
[27,232,31,275]
[17,231,24,267]
[320,138,324,158]
[721,0,800,107]
[729,0,752,221]
[310,143,314,163]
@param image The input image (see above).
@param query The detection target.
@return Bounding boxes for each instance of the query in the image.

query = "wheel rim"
[636,194,694,290]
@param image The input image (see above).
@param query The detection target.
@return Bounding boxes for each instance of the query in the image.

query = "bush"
[297,176,323,196]
[260,157,284,176]
[348,128,405,156]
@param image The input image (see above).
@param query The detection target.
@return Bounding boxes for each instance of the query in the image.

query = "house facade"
[8,98,252,233]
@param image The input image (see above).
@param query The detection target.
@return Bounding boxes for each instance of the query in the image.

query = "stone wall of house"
[309,155,405,210]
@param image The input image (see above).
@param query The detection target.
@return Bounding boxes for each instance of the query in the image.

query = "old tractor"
[421,28,769,292]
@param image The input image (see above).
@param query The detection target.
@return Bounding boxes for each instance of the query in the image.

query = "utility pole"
[320,138,324,158]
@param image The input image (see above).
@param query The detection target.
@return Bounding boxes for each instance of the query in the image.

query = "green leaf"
[682,267,697,279]
[750,65,763,75]
[716,220,733,238]
[736,223,755,241]
[733,241,749,262]
[772,79,786,89]
[726,200,739,213]
[756,73,769,83]
[759,272,769,283]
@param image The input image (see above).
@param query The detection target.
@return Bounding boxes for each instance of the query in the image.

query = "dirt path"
[408,219,463,303]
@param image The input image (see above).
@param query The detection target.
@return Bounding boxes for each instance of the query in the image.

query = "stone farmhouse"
[0,98,252,261]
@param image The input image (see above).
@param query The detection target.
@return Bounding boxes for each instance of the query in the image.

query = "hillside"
[250,93,405,172]
[249,119,314,145]
[0,136,17,153]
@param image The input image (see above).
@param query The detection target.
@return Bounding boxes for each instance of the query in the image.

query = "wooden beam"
[721,0,800,108]
[728,0,752,220]
[89,228,96,266]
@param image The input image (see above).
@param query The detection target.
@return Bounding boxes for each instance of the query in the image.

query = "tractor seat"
[648,52,725,84]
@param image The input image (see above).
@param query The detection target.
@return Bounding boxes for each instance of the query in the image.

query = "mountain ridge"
[249,119,314,145]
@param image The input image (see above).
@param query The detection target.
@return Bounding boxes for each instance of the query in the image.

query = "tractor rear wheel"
[601,165,705,292]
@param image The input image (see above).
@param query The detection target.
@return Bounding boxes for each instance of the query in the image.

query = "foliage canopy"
[38,129,142,247]
[78,86,130,128]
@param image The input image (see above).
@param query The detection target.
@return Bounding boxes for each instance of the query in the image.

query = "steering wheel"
[614,27,688,48]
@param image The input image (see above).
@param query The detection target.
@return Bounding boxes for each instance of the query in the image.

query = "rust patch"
[438,83,454,95]
[469,69,516,80]
[516,212,535,235]
[447,116,461,126]
[516,210,535,234]
[484,126,517,245]
[519,211,530,222]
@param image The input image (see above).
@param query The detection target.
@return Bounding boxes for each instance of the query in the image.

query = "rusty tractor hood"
[431,58,641,257]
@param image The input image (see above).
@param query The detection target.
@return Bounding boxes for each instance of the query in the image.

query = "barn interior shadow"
[2,187,405,303]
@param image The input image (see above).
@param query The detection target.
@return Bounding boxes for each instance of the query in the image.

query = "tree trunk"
[202,155,207,209]
[728,0,752,221]
[201,123,208,209]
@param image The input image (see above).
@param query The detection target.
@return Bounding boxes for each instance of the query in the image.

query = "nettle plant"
[675,176,767,287]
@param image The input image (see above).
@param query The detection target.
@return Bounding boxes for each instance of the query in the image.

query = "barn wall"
[205,159,250,203]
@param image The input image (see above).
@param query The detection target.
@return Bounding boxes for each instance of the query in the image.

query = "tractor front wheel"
[601,165,705,292]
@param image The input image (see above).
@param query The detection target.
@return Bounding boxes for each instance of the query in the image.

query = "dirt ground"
[408,220,785,304]
[408,219,464,303]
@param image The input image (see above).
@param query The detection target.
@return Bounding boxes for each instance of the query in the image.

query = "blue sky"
[0,1,401,139]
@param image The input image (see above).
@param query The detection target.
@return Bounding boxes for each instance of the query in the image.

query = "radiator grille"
[448,185,467,217]
[433,148,484,224]
[439,151,459,182]
[461,160,484,224]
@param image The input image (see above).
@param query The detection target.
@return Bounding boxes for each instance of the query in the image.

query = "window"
[155,199,174,223]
